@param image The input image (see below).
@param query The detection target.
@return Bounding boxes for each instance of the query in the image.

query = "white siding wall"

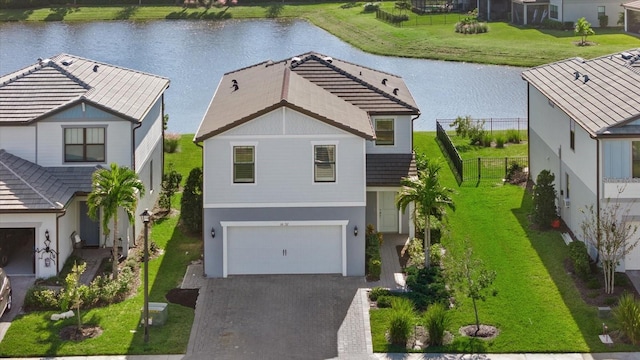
[203,108,366,207]
[562,0,620,26]
[0,213,57,278]
[0,126,36,162]
[57,200,79,270]
[365,115,413,154]
[134,99,163,171]
[36,104,131,167]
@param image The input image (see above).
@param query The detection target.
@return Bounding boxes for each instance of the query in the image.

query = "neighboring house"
[522,49,640,271]
[194,52,420,278]
[511,0,620,26]
[622,0,640,33]
[0,54,169,279]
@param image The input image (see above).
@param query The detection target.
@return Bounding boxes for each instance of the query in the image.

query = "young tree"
[62,262,87,333]
[87,163,145,280]
[446,239,497,337]
[531,170,557,229]
[397,161,455,268]
[580,195,639,294]
[574,17,595,46]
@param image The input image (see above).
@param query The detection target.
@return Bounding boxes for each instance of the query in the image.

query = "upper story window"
[64,127,105,162]
[569,120,575,151]
[314,145,336,182]
[375,119,394,146]
[233,146,255,183]
[550,5,558,19]
[632,142,640,178]
[597,6,605,18]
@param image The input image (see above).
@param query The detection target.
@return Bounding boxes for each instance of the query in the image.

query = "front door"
[379,192,398,232]
[80,202,100,247]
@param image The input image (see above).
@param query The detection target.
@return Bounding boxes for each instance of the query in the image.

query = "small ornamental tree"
[580,193,639,294]
[62,262,88,332]
[574,17,595,46]
[532,170,557,229]
[158,163,182,211]
[180,167,203,233]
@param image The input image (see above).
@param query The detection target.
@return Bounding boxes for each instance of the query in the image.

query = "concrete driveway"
[0,275,35,342]
[185,275,364,360]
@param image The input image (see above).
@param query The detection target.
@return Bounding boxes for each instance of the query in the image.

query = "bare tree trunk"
[112,215,119,280]
[424,215,431,268]
[472,297,480,337]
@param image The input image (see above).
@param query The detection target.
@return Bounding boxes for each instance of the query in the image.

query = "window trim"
[569,120,575,151]
[63,126,106,163]
[312,142,337,183]
[374,118,395,146]
[550,4,558,20]
[597,6,605,18]
[232,144,256,184]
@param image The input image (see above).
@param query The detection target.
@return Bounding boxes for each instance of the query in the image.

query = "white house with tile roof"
[511,0,622,27]
[0,54,169,278]
[194,52,420,278]
[522,49,640,271]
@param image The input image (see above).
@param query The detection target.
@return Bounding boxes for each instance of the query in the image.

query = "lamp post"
[140,209,151,343]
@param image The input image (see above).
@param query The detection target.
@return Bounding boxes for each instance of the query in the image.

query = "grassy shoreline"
[1,3,639,66]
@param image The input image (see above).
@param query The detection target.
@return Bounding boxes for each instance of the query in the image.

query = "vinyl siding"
[203,108,366,207]
[0,126,36,162]
[557,0,620,26]
[366,115,413,154]
[603,140,632,178]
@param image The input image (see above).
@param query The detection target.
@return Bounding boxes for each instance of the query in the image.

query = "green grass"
[1,3,639,66]
[370,132,640,352]
[0,136,202,357]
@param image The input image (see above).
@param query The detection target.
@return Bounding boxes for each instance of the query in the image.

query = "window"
[565,173,570,199]
[64,127,105,162]
[314,145,336,182]
[632,142,640,178]
[233,146,254,183]
[597,6,605,19]
[550,5,558,19]
[375,119,394,146]
[570,120,575,151]
[149,160,154,193]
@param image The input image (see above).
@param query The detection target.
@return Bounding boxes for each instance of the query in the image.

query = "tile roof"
[194,52,419,142]
[0,54,170,124]
[521,48,640,137]
[366,153,417,186]
[623,1,640,10]
[0,149,97,212]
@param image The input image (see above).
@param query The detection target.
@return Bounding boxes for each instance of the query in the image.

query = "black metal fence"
[437,117,528,139]
[436,120,528,184]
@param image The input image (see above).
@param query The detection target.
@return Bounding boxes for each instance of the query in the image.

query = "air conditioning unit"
[563,198,571,208]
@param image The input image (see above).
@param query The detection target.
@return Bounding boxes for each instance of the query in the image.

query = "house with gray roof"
[522,48,640,271]
[0,54,169,279]
[194,52,420,277]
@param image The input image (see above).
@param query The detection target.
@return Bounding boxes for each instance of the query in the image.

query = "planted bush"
[531,170,558,229]
[363,2,380,12]
[365,225,383,280]
[24,286,60,311]
[163,132,181,153]
[568,241,591,280]
[388,297,415,345]
[613,292,640,345]
[369,286,391,302]
[405,265,450,310]
[423,302,451,346]
[369,258,382,279]
[377,295,393,308]
[495,135,506,148]
[506,129,522,143]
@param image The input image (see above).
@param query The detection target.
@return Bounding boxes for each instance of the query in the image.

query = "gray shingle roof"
[0,149,98,212]
[521,49,640,137]
[366,153,417,186]
[194,52,419,142]
[0,54,170,124]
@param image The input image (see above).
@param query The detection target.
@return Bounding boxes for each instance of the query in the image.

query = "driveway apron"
[186,275,362,360]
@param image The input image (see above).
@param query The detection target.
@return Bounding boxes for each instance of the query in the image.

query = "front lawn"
[0,135,202,357]
[370,132,640,352]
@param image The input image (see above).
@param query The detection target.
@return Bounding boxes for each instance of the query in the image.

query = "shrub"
[495,135,505,148]
[599,15,608,28]
[377,295,393,308]
[430,243,443,267]
[163,132,181,153]
[563,21,575,30]
[369,258,382,280]
[405,265,450,310]
[423,302,451,346]
[180,167,203,233]
[388,297,415,345]
[586,276,601,289]
[24,286,60,311]
[449,115,472,137]
[531,170,557,229]
[365,225,383,279]
[369,286,391,302]
[481,133,493,147]
[541,18,564,30]
[506,129,522,143]
[363,2,379,12]
[467,119,487,145]
[407,237,425,267]
[613,292,640,345]
[455,22,488,34]
[568,241,591,280]
[159,164,183,210]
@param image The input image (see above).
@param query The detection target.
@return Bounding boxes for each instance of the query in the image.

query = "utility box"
[141,302,168,326]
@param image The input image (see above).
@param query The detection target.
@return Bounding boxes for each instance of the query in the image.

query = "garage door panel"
[227,225,342,275]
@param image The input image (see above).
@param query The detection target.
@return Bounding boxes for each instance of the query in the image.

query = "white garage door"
[224,222,345,276]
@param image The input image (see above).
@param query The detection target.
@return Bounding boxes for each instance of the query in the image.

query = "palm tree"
[87,163,145,279]
[396,161,455,268]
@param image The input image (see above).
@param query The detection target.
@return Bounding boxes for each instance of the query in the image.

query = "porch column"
[523,3,528,25]
[409,201,415,238]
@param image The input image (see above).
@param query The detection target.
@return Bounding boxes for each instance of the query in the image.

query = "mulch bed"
[564,258,639,307]
[166,288,199,309]
[459,324,499,340]
[59,324,103,341]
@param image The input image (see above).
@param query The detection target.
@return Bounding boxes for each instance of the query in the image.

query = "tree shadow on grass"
[35,311,103,356]
[166,7,232,20]
[0,9,33,21]
[115,6,139,20]
[44,6,80,21]
[264,3,283,18]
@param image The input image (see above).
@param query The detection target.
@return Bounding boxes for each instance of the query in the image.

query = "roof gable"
[522,49,640,136]
[0,54,170,124]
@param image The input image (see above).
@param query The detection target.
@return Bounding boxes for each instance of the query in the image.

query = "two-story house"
[194,52,420,278]
[511,0,620,27]
[0,54,169,279]
[522,49,640,271]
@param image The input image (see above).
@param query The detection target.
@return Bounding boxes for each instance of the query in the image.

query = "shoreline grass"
[1,3,639,67]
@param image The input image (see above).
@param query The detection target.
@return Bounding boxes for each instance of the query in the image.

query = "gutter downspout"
[131,120,143,247]
[55,210,66,275]
[195,140,204,276]
[527,85,531,182]
[595,136,601,263]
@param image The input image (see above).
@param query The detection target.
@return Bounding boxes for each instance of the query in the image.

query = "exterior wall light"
[211,227,215,238]
[354,226,358,237]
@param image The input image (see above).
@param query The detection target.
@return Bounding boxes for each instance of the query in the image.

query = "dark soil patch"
[564,258,639,307]
[459,324,499,340]
[59,324,103,341]
[166,288,199,309]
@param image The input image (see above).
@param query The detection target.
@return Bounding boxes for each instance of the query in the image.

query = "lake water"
[0,19,527,134]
